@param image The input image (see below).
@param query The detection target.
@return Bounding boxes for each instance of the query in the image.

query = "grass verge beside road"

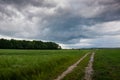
[93,49,120,80]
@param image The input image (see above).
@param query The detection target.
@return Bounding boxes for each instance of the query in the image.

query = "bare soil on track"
[83,52,95,80]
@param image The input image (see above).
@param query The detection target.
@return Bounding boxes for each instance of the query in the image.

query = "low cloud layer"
[0,0,120,48]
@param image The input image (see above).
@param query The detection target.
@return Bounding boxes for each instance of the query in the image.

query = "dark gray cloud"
[0,0,56,8]
[0,0,120,48]
[36,0,120,43]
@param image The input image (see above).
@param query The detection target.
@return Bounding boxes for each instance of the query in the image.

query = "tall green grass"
[0,49,89,80]
[93,49,120,80]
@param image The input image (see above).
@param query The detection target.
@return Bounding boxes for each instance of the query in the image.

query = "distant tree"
[0,38,61,50]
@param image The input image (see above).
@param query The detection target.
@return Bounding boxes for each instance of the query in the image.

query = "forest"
[0,38,61,49]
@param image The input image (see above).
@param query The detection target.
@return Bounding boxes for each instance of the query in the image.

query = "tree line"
[0,38,61,49]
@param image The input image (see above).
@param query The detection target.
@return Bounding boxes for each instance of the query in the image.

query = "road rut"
[83,52,95,80]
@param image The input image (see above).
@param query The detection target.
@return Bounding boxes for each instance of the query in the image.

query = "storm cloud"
[0,0,120,48]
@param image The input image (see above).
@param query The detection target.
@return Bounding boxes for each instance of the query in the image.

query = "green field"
[0,49,89,80]
[0,49,120,80]
[93,49,120,80]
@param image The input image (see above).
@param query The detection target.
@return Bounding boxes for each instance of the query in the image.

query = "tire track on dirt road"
[83,52,95,80]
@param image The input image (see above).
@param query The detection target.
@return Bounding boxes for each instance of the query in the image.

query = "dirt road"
[54,52,90,80]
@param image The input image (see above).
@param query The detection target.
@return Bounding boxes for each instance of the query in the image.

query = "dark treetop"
[0,38,61,50]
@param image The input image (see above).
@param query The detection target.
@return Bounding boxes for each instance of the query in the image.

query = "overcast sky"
[0,0,120,48]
